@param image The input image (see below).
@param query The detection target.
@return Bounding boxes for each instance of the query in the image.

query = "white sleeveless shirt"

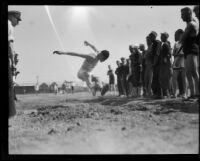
[81,53,99,72]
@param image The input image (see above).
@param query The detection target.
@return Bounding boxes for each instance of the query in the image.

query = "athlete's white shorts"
[77,68,90,81]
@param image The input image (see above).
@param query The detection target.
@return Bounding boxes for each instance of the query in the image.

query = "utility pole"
[36,75,39,84]
[35,75,39,95]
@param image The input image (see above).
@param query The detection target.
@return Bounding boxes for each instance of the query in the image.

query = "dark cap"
[149,31,157,38]
[8,10,22,21]
[121,57,125,60]
[175,29,184,35]
[181,7,192,14]
[161,32,169,38]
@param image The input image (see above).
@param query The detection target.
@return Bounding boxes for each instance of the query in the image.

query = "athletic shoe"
[151,95,162,99]
[120,95,126,98]
[182,95,187,99]
[180,94,187,99]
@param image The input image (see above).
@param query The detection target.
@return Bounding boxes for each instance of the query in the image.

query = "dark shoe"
[194,94,200,98]
[151,95,162,99]
[171,95,176,98]
[187,95,196,99]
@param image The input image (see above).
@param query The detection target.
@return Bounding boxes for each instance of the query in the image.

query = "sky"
[8,5,196,86]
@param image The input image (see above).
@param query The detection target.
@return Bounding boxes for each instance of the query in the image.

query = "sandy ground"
[9,92,199,154]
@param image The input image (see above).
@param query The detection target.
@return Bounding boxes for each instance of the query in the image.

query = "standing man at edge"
[180,7,199,99]
[8,10,22,120]
[193,5,199,75]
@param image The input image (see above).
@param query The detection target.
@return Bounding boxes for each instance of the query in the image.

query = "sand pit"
[9,92,199,154]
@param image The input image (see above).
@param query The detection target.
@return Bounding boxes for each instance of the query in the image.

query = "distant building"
[14,81,89,94]
[14,83,35,94]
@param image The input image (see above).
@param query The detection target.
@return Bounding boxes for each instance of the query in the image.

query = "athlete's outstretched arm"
[53,51,91,59]
[84,41,99,54]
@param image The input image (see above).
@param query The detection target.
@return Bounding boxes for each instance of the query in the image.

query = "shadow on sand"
[67,96,199,114]
[82,96,152,106]
[145,99,199,114]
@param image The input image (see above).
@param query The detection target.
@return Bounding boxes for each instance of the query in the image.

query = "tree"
[39,82,49,93]
[61,83,66,91]
[49,82,58,92]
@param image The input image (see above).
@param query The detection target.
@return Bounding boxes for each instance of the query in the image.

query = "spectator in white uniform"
[8,10,22,119]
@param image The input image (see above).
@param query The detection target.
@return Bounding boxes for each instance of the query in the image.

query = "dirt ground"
[9,92,199,154]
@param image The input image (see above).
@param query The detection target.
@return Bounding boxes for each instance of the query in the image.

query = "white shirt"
[8,20,14,42]
[80,53,99,73]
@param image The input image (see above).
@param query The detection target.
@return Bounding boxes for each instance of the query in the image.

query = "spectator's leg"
[117,79,122,96]
[177,70,184,95]
[152,66,161,96]
[172,70,178,97]
[142,67,146,96]
[185,55,195,97]
[180,67,187,98]
[189,55,199,96]
[120,77,126,95]
[145,67,153,97]
[168,67,173,97]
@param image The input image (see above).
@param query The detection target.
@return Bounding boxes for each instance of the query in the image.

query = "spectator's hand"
[53,51,62,55]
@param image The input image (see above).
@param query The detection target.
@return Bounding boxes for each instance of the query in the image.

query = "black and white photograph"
[6,3,199,155]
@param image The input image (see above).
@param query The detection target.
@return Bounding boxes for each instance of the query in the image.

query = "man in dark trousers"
[115,60,123,96]
[139,44,146,96]
[8,10,22,119]
[159,32,173,98]
[120,57,129,97]
[107,65,115,93]
[149,31,162,99]
[128,45,143,97]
